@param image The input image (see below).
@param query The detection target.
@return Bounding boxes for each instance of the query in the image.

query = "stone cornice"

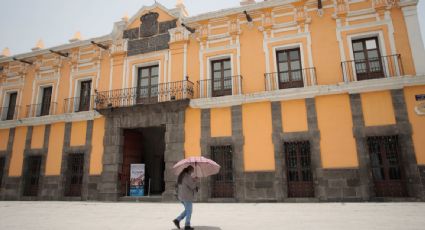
[0,111,102,129]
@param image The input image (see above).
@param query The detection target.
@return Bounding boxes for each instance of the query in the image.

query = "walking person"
[173,166,198,230]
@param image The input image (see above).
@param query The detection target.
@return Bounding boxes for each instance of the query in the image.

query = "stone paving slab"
[0,202,424,230]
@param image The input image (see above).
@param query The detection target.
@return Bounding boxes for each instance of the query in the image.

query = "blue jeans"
[176,201,193,227]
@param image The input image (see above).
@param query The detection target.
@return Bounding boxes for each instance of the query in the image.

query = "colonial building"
[0,0,424,202]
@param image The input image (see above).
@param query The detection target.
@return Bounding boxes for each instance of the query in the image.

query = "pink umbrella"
[173,156,221,178]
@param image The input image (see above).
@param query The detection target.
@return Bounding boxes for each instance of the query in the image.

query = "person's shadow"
[172,227,222,230]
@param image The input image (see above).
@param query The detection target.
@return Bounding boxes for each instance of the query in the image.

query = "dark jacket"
[178,172,197,201]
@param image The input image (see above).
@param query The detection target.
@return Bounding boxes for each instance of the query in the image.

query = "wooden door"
[367,136,407,197]
[284,141,314,198]
[137,65,159,104]
[211,59,232,97]
[23,156,42,196]
[211,145,234,198]
[352,37,384,80]
[121,130,143,196]
[65,153,84,197]
[276,48,304,89]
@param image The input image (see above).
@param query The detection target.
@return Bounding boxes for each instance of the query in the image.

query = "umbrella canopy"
[173,156,221,178]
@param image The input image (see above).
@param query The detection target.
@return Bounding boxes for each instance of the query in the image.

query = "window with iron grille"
[284,141,314,198]
[210,145,234,198]
[23,156,42,196]
[0,157,5,188]
[367,135,407,197]
[65,153,84,197]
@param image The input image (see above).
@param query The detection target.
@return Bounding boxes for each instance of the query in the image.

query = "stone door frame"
[98,100,188,201]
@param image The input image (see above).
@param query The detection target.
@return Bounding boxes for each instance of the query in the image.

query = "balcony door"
[78,80,92,112]
[277,48,304,89]
[137,65,159,104]
[211,59,232,97]
[6,92,18,120]
[352,37,384,80]
[39,87,52,116]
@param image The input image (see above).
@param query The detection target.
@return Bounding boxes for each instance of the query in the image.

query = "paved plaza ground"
[0,201,424,230]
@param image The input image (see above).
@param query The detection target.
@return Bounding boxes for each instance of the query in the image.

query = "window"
[78,80,92,112]
[39,87,52,116]
[137,65,159,103]
[0,157,5,188]
[65,153,84,197]
[5,92,18,120]
[276,48,304,89]
[23,156,42,196]
[352,37,384,80]
[211,59,232,97]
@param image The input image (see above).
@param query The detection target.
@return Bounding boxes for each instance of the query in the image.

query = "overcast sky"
[1,0,424,55]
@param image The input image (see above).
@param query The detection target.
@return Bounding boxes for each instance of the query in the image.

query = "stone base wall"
[419,166,425,200]
[243,172,276,202]
[2,177,20,200]
[316,169,362,202]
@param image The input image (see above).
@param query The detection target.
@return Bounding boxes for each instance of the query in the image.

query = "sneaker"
[173,219,180,229]
[184,226,194,230]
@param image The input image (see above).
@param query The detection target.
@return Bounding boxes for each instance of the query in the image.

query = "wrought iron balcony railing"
[25,102,57,118]
[264,67,316,91]
[64,96,95,113]
[197,75,243,98]
[95,79,194,109]
[0,106,20,121]
[341,54,404,82]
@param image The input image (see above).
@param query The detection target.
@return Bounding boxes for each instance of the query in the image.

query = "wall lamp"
[13,57,33,65]
[181,23,196,33]
[49,49,69,58]
[91,41,109,50]
[243,10,253,23]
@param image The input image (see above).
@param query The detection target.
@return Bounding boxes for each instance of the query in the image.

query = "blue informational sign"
[415,94,425,101]
[130,164,145,196]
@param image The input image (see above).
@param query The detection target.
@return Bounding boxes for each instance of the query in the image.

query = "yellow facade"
[243,102,275,171]
[0,0,424,201]
[8,127,27,176]
[45,122,65,176]
[316,95,358,168]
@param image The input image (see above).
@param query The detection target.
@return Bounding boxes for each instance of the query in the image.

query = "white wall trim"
[0,110,103,129]
[402,5,425,75]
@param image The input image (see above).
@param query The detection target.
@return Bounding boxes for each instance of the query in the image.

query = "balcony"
[0,106,20,121]
[264,67,316,91]
[341,54,404,82]
[25,102,57,118]
[197,75,243,98]
[64,96,95,113]
[95,79,194,109]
